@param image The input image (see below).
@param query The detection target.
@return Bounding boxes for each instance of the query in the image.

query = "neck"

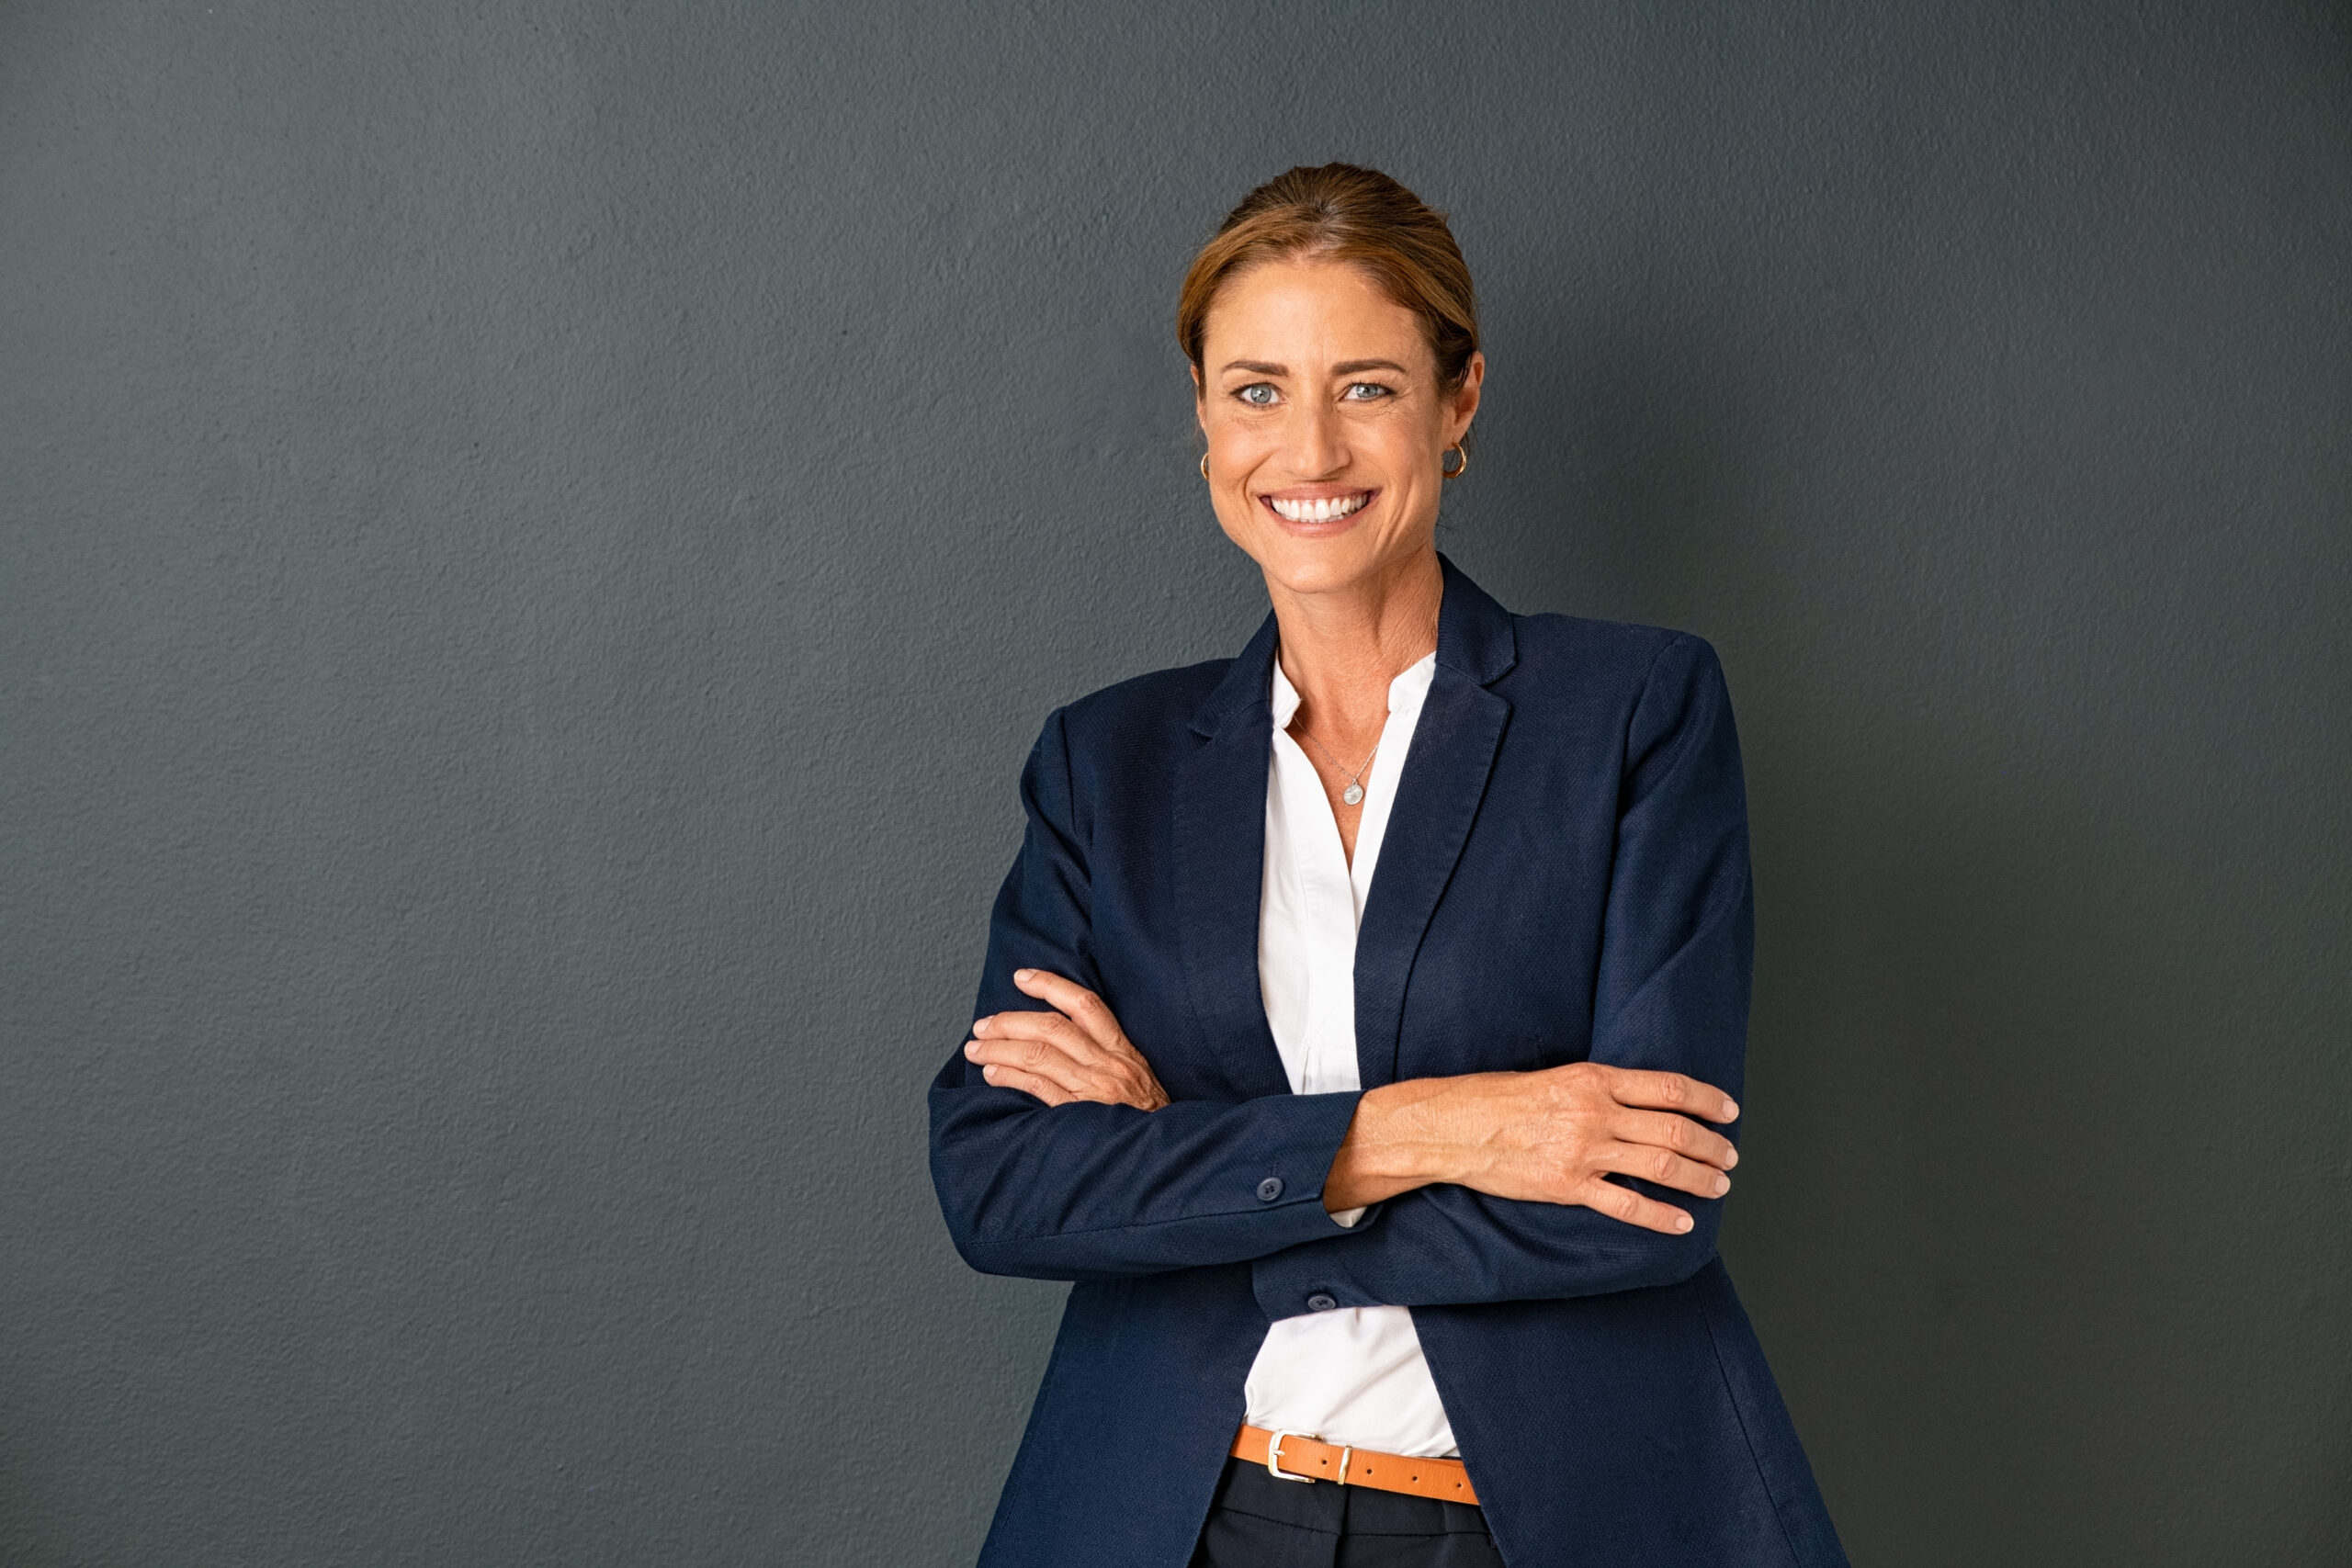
[1267,549,1443,740]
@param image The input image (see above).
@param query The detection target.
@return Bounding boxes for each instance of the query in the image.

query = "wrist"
[1359,1078,1464,1184]
[1323,1078,1464,1211]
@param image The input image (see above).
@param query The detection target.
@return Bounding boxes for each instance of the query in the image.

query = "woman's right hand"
[963,968,1171,1112]
[1322,1064,1742,1235]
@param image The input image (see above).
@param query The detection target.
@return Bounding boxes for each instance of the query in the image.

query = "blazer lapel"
[1171,613,1294,1101]
[1353,558,1518,1090]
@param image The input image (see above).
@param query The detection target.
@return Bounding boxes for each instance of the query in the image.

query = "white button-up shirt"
[1240,648,1459,1459]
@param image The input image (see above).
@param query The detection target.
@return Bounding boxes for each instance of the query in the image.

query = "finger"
[1601,1068,1739,1124]
[1012,969,1125,1050]
[975,1009,1114,1072]
[982,1005,1146,1077]
[970,1041,1148,1109]
[967,1035,1099,1100]
[972,1020,1164,1109]
[1577,1175,1698,1235]
[1593,1139,1734,1201]
[975,1058,1073,1106]
[1611,1107,1739,1170]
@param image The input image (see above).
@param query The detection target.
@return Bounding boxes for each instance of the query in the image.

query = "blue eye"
[1342,382,1392,401]
[1238,384,1278,407]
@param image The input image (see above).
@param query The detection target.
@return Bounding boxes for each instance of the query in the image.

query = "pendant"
[1342,784,1363,806]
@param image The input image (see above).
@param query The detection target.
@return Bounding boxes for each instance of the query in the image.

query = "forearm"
[929,1069,1365,1280]
[1255,1182,1724,1318]
[1324,1062,1737,1223]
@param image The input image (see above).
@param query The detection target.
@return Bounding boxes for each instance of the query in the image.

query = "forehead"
[1201,256,1431,369]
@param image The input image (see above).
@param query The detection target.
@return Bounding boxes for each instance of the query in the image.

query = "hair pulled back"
[1178,164,1479,394]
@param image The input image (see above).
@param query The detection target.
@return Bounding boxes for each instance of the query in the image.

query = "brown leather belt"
[1230,1423,1479,1506]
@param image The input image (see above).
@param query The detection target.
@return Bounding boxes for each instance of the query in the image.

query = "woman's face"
[1194,255,1483,602]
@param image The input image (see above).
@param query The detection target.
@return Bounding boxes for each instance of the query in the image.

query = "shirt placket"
[1298,767,1358,1097]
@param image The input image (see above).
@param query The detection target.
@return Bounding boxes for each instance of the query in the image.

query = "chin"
[1250,536,1402,598]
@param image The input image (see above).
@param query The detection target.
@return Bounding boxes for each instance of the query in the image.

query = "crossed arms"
[927,637,1751,1314]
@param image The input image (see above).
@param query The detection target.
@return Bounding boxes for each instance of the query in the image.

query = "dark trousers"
[1189,1457,1507,1567]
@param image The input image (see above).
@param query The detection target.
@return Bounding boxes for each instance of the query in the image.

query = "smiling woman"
[930,164,1849,1568]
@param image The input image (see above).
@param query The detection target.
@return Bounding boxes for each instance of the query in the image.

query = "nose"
[1287,394,1347,479]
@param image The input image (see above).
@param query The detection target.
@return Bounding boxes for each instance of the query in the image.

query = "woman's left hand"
[965,969,1171,1111]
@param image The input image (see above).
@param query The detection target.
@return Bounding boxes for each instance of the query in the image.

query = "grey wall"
[4,2,2346,1562]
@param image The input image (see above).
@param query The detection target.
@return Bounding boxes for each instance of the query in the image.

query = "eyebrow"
[1216,358,1414,378]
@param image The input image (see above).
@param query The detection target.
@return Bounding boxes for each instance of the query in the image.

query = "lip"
[1257,487,1379,534]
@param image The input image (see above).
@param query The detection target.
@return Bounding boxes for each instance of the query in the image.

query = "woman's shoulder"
[1034,657,1238,757]
[1503,611,1727,707]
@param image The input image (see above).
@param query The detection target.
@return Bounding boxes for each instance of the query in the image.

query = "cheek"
[1203,422,1282,513]
[1204,411,1271,457]
[1363,407,1443,466]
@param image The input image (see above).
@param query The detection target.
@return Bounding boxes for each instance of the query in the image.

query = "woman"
[930,164,1848,1568]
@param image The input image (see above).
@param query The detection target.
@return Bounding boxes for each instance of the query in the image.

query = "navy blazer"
[930,558,1847,1567]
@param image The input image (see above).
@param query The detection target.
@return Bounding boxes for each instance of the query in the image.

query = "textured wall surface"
[4,3,2348,1563]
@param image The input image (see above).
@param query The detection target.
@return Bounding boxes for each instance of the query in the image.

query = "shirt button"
[1257,1177,1284,1202]
[1307,1293,1339,1312]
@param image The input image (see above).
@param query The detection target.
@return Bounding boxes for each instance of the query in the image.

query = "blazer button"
[1307,1293,1339,1312]
[1257,1177,1284,1202]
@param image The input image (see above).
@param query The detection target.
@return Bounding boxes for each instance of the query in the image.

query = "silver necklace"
[1293,726,1378,806]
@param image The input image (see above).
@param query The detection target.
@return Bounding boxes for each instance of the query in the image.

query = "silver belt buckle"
[1264,1429,1317,1484]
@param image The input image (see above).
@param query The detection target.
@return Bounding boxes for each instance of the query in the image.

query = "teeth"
[1270,492,1370,523]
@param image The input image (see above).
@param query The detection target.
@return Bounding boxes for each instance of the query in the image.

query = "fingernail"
[1014,969,1035,982]
[1722,1100,1740,1120]
[1713,1176,1730,1196]
[981,1064,998,1080]
[964,1042,978,1057]
[1724,1148,1738,1168]
[972,1018,989,1035]
[1675,1213,1694,1232]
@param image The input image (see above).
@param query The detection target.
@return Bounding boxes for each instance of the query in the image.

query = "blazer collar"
[1432,551,1519,688]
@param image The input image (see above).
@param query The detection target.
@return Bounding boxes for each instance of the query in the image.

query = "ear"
[1446,352,1486,445]
[1191,362,1208,435]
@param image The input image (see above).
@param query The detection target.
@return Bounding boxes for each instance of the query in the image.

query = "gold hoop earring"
[1442,440,1469,480]
[1200,451,1210,481]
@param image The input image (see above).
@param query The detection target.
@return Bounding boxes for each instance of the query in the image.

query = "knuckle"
[1651,1151,1678,1182]
[1656,1073,1688,1105]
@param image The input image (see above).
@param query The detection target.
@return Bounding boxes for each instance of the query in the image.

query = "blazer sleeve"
[1249,635,1754,1319]
[928,706,1365,1283]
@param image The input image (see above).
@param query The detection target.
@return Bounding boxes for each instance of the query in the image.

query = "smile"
[1262,491,1374,524]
